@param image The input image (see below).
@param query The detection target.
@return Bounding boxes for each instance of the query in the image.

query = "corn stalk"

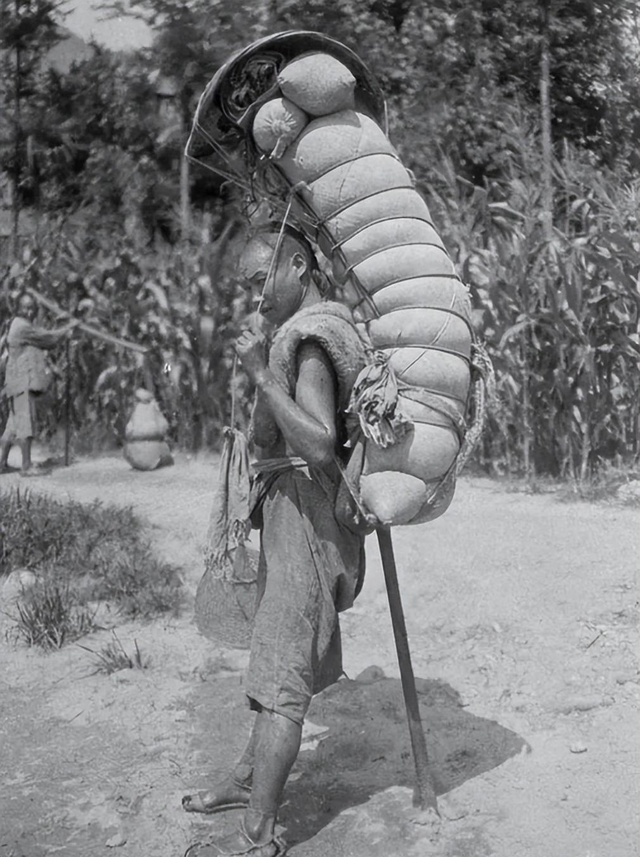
[428,122,639,480]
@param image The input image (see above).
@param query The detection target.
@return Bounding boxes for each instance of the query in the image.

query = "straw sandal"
[185,822,286,856]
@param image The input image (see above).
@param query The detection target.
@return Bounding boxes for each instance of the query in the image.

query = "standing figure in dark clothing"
[0,292,77,475]
[183,229,370,857]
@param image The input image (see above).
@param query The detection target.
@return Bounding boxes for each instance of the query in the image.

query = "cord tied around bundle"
[454,339,495,476]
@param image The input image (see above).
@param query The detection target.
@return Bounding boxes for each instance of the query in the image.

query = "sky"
[62,0,153,50]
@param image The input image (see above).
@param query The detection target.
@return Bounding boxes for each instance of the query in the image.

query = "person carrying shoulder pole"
[0,291,78,475]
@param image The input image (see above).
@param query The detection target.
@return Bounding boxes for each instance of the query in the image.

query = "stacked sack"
[252,53,473,527]
[124,389,173,471]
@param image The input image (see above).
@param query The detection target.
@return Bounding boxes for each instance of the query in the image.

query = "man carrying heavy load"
[0,292,77,475]
[182,30,492,853]
[183,227,370,857]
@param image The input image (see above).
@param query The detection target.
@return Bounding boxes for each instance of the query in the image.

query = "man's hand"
[235,329,269,385]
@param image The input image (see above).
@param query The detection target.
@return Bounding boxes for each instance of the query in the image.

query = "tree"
[100,0,270,238]
[33,48,158,213]
[0,0,65,259]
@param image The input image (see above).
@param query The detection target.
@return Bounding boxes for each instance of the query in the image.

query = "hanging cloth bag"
[195,428,259,649]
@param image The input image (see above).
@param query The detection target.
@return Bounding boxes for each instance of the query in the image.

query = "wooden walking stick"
[376,527,439,814]
[64,280,72,467]
[64,327,71,466]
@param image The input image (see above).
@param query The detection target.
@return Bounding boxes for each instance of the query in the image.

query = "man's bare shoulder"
[297,339,333,367]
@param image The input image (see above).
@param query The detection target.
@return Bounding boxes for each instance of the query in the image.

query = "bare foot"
[19,466,41,477]
[19,464,51,477]
[182,775,251,814]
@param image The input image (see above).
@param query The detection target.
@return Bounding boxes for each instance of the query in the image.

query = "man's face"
[239,238,308,327]
[17,295,37,321]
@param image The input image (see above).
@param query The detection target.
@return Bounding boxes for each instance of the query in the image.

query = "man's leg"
[0,439,12,470]
[19,437,33,472]
[11,393,36,474]
[1,399,16,470]
[244,708,301,839]
[208,707,301,853]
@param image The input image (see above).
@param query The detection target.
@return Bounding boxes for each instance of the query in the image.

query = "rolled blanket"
[268,101,474,526]
[189,39,490,528]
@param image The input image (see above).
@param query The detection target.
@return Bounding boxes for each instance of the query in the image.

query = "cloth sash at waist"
[252,456,307,475]
[250,455,336,529]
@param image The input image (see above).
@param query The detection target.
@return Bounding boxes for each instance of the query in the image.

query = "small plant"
[9,573,96,651]
[79,631,149,675]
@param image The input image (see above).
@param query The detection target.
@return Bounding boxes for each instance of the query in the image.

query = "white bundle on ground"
[251,55,473,527]
[124,389,173,471]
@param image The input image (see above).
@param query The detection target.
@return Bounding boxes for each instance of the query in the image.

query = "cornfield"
[427,133,639,479]
[1,134,638,480]
[1,211,251,452]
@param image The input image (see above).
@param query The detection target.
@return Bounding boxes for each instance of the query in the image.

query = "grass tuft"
[78,631,149,674]
[7,571,97,651]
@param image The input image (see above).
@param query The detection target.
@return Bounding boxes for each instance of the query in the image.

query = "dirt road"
[1,454,637,857]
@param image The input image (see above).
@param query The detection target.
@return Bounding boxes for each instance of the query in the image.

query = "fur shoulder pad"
[251,302,368,449]
[269,301,367,409]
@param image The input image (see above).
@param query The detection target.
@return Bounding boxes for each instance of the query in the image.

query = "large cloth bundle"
[251,61,473,527]
[187,33,488,529]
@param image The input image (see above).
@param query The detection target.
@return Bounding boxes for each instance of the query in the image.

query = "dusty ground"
[0,451,638,857]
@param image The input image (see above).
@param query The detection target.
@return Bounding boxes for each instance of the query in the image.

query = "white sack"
[278,54,356,116]
[252,97,308,159]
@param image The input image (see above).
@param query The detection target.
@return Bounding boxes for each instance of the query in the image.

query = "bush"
[0,488,183,625]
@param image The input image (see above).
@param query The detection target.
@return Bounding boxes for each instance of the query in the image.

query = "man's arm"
[255,342,337,468]
[14,320,74,350]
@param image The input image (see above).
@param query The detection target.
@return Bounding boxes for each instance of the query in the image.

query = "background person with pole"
[0,291,78,475]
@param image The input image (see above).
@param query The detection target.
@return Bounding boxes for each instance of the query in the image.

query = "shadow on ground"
[279,668,527,846]
[189,664,527,851]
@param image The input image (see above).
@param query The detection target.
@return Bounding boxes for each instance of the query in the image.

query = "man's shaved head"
[17,292,37,320]
[239,227,318,282]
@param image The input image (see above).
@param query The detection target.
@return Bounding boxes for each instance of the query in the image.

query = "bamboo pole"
[539,0,554,244]
[26,287,149,355]
[376,528,438,813]
[64,280,71,467]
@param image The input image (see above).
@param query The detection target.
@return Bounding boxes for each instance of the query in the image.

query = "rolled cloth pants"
[1,391,43,441]
[246,464,365,725]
